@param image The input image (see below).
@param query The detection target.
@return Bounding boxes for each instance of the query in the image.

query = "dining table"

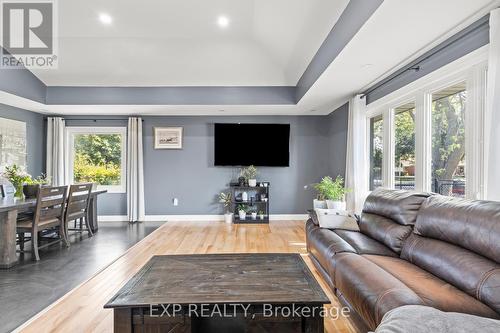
[0,189,107,269]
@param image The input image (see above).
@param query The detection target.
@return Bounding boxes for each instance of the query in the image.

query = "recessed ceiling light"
[217,16,229,28]
[99,13,113,25]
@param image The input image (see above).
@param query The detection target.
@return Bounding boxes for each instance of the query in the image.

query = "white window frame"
[65,126,127,193]
[365,46,488,199]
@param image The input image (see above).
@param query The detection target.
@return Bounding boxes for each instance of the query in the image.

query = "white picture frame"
[154,127,183,149]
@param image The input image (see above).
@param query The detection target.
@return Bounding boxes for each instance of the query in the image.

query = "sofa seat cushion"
[333,229,398,257]
[305,220,356,274]
[333,253,425,330]
[375,305,500,333]
[363,254,500,319]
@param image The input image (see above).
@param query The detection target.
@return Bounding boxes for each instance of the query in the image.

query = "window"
[0,117,26,171]
[365,51,486,199]
[394,102,416,190]
[431,82,467,197]
[66,127,126,193]
[369,115,383,190]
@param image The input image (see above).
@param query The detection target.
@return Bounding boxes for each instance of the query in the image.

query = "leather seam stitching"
[476,268,500,300]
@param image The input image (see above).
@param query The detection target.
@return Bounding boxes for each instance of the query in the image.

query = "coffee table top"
[104,254,330,308]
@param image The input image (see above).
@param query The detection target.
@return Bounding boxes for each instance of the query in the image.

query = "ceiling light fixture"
[99,13,113,25]
[217,16,229,28]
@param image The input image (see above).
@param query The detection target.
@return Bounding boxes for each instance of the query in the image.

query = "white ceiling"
[31,0,349,86]
[2,0,498,115]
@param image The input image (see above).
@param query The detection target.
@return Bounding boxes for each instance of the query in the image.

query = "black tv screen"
[214,123,290,166]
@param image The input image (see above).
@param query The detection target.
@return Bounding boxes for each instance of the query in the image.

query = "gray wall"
[0,104,45,176]
[327,103,349,178]
[65,108,349,216]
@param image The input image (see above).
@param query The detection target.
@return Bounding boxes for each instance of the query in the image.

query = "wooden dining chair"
[65,183,93,237]
[17,185,68,261]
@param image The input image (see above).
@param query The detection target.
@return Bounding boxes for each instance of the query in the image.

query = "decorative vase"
[248,179,257,187]
[313,199,327,209]
[14,184,24,199]
[241,192,248,202]
[23,184,39,199]
[238,177,246,186]
[238,210,246,220]
[224,213,233,224]
[251,212,257,220]
[326,200,347,210]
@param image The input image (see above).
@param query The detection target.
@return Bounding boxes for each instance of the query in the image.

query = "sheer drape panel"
[485,9,500,201]
[46,117,66,186]
[127,117,145,222]
[345,95,369,213]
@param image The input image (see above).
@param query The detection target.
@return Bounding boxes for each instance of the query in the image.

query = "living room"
[0,0,499,332]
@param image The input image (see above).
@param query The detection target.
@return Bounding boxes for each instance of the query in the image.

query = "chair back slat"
[0,184,5,198]
[34,185,68,225]
[64,183,92,220]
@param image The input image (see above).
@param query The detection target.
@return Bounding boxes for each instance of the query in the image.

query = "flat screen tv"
[214,123,290,167]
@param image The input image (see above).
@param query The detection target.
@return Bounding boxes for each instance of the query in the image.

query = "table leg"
[88,196,98,233]
[0,210,18,269]
[114,308,132,333]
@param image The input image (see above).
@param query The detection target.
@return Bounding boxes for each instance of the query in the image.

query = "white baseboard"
[98,214,308,222]
[98,215,128,222]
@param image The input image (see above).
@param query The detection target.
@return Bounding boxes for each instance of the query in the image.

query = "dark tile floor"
[0,221,163,333]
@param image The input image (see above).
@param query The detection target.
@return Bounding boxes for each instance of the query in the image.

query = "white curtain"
[46,117,66,185]
[127,117,145,222]
[345,95,369,213]
[485,9,500,201]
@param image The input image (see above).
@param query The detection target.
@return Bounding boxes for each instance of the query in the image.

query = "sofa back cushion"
[359,188,430,253]
[402,195,500,314]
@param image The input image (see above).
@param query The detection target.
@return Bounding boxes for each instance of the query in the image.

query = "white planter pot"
[248,179,257,187]
[224,213,233,224]
[326,200,346,211]
[251,212,257,220]
[238,211,247,220]
[313,199,327,209]
[259,214,265,220]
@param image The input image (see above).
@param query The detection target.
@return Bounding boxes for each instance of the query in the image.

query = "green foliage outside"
[371,89,465,192]
[73,134,122,185]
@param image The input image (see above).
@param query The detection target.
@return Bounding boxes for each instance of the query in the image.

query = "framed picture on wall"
[154,127,183,149]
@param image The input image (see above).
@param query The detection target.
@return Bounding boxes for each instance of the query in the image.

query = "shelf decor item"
[258,211,265,220]
[154,127,183,149]
[241,191,248,202]
[237,204,247,220]
[251,212,257,220]
[219,192,233,224]
[240,165,258,187]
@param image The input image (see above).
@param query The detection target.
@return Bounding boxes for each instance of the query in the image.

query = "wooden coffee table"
[105,254,330,332]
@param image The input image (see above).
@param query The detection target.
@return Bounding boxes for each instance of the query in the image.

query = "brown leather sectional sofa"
[306,188,500,331]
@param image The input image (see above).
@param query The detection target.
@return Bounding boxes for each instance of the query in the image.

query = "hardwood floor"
[17,220,358,333]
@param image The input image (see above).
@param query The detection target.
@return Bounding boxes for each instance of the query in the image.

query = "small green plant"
[219,192,232,213]
[313,175,351,201]
[240,165,258,181]
[237,204,248,212]
[25,174,50,185]
[2,165,31,197]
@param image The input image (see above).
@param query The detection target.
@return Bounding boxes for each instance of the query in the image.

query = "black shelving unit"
[230,182,270,224]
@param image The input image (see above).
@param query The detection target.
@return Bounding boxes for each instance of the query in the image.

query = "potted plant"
[219,192,233,224]
[23,174,49,199]
[240,165,258,187]
[237,204,247,220]
[2,165,31,198]
[313,176,351,210]
[258,210,265,220]
[250,209,257,220]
